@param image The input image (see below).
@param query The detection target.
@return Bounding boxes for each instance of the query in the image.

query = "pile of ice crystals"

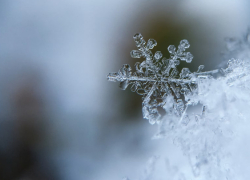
[107,32,250,180]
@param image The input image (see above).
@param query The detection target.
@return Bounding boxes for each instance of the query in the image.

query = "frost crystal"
[108,32,250,180]
[107,33,221,124]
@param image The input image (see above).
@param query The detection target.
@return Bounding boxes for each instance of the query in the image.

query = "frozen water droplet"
[147,39,157,49]
[168,45,176,54]
[185,52,193,63]
[130,50,143,58]
[180,39,190,48]
[154,51,162,60]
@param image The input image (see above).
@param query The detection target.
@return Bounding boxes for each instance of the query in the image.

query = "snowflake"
[107,33,223,124]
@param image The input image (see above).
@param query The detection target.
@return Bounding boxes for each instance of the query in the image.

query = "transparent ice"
[107,32,250,180]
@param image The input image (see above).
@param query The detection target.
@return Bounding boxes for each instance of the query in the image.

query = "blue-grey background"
[0,0,249,180]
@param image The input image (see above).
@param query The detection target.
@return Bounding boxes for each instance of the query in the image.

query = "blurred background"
[0,0,249,179]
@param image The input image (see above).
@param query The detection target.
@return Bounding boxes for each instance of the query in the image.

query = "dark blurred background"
[0,0,249,180]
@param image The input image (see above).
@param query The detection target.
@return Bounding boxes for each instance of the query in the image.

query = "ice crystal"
[107,33,222,124]
[108,32,250,180]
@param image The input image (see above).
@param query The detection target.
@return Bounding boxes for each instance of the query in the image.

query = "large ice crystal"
[107,33,223,124]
